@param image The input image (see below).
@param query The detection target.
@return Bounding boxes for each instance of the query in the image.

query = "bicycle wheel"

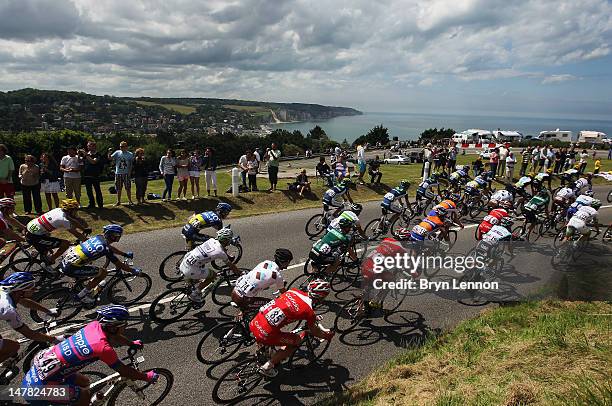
[107,367,173,406]
[553,230,565,248]
[31,287,82,324]
[158,251,186,282]
[551,243,574,267]
[474,226,481,241]
[444,230,458,252]
[288,334,331,368]
[390,214,410,238]
[305,214,326,237]
[211,272,240,306]
[212,242,243,270]
[364,218,385,240]
[457,270,490,306]
[0,258,37,279]
[287,273,316,291]
[603,225,612,243]
[333,297,363,333]
[607,190,612,203]
[212,359,263,404]
[197,321,252,365]
[107,272,152,305]
[330,263,360,293]
[149,288,193,324]
[381,285,408,312]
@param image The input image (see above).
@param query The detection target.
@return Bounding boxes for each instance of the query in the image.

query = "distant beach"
[271,112,612,143]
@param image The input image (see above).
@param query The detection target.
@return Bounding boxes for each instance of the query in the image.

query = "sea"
[270,112,612,143]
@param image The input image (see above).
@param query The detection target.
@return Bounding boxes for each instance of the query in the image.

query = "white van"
[539,129,575,142]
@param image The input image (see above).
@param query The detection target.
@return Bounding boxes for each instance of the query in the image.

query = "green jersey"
[525,193,549,211]
[312,229,350,255]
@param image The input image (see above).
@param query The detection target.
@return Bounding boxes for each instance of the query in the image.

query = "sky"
[0,0,611,119]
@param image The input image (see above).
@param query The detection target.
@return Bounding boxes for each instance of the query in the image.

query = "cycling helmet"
[399,179,410,190]
[591,200,601,210]
[349,203,363,215]
[216,227,234,243]
[435,207,448,217]
[0,272,35,292]
[532,179,542,188]
[500,217,514,228]
[103,224,123,239]
[216,203,232,215]
[307,279,330,300]
[338,217,354,228]
[0,198,16,209]
[450,193,461,202]
[583,190,594,197]
[96,305,129,327]
[537,188,549,198]
[274,248,293,264]
[60,199,79,210]
[395,227,412,240]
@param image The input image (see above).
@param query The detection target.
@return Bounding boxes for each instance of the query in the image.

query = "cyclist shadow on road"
[138,312,217,343]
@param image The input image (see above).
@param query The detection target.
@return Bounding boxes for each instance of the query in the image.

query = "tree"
[283,143,303,156]
[419,127,455,141]
[341,138,351,149]
[307,125,328,140]
[352,124,389,147]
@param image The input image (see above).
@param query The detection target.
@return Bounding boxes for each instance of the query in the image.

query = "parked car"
[384,154,410,165]
[409,151,423,163]
[480,148,493,159]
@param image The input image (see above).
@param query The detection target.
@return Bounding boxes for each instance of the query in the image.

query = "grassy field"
[323,300,611,406]
[222,104,270,113]
[133,100,196,114]
[11,155,612,236]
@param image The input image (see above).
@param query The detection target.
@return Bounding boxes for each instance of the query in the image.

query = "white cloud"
[541,74,578,84]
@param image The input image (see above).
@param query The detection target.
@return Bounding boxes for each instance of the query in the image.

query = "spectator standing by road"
[254,148,262,173]
[531,147,540,172]
[447,145,457,172]
[39,153,60,210]
[176,150,190,200]
[81,140,104,209]
[579,149,589,174]
[133,148,148,204]
[60,146,82,203]
[539,146,547,171]
[247,151,259,191]
[473,156,483,177]
[505,151,516,181]
[159,149,176,201]
[594,158,601,174]
[498,145,507,176]
[203,147,217,197]
[108,141,134,206]
[567,147,577,170]
[421,143,433,177]
[266,143,281,191]
[608,144,611,160]
[189,149,203,200]
[545,147,555,171]
[489,148,499,178]
[0,144,15,198]
[369,156,383,184]
[519,148,530,176]
[238,150,249,190]
[19,155,42,215]
[356,144,366,185]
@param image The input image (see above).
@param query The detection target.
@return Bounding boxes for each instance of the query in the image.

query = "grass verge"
[321,300,612,406]
[133,100,196,114]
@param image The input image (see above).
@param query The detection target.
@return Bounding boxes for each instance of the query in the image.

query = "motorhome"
[495,130,523,142]
[538,129,575,142]
[578,131,607,144]
[452,129,494,144]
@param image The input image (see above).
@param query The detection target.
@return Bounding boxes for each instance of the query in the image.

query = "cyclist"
[22,305,157,406]
[181,203,232,249]
[60,224,138,305]
[309,218,354,276]
[249,279,334,377]
[520,184,550,237]
[429,194,464,229]
[399,207,450,245]
[328,203,366,237]
[322,176,354,218]
[464,171,492,199]
[572,174,593,196]
[381,180,411,225]
[479,216,521,257]
[477,208,510,240]
[416,172,446,201]
[0,198,26,243]
[488,189,514,210]
[448,165,471,190]
[231,248,293,313]
[25,199,90,264]
[566,190,600,220]
[0,272,61,365]
[179,227,242,303]
[534,170,553,191]
[564,201,601,242]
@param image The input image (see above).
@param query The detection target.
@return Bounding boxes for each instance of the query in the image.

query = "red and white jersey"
[26,208,72,235]
[482,208,508,226]
[252,289,315,334]
[234,260,285,298]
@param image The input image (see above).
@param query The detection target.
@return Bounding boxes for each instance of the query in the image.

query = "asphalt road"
[3,187,612,405]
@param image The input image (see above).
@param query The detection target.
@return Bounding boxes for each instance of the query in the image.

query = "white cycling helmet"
[216,227,234,244]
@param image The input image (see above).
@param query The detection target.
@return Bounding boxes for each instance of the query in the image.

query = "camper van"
[539,129,575,142]
[452,129,494,144]
[495,130,523,142]
[578,131,607,144]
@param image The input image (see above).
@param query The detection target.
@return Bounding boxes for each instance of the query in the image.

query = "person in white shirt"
[238,151,249,189]
[231,249,293,312]
[565,203,600,240]
[505,151,516,181]
[60,146,82,204]
[498,146,507,177]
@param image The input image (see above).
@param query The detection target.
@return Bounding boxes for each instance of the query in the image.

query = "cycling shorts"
[60,264,99,278]
[381,201,403,214]
[309,250,338,268]
[416,188,434,200]
[567,217,589,235]
[323,197,343,208]
[22,374,81,405]
[523,208,537,224]
[180,262,213,280]
[464,186,479,196]
[249,317,302,347]
[181,227,211,244]
[26,232,63,253]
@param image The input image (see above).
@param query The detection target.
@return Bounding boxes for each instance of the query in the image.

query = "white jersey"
[574,178,589,192]
[555,187,575,200]
[182,239,228,269]
[574,195,595,207]
[0,291,24,329]
[571,206,597,223]
[328,211,361,231]
[26,208,72,235]
[234,260,285,298]
[482,225,512,243]
[491,190,513,203]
